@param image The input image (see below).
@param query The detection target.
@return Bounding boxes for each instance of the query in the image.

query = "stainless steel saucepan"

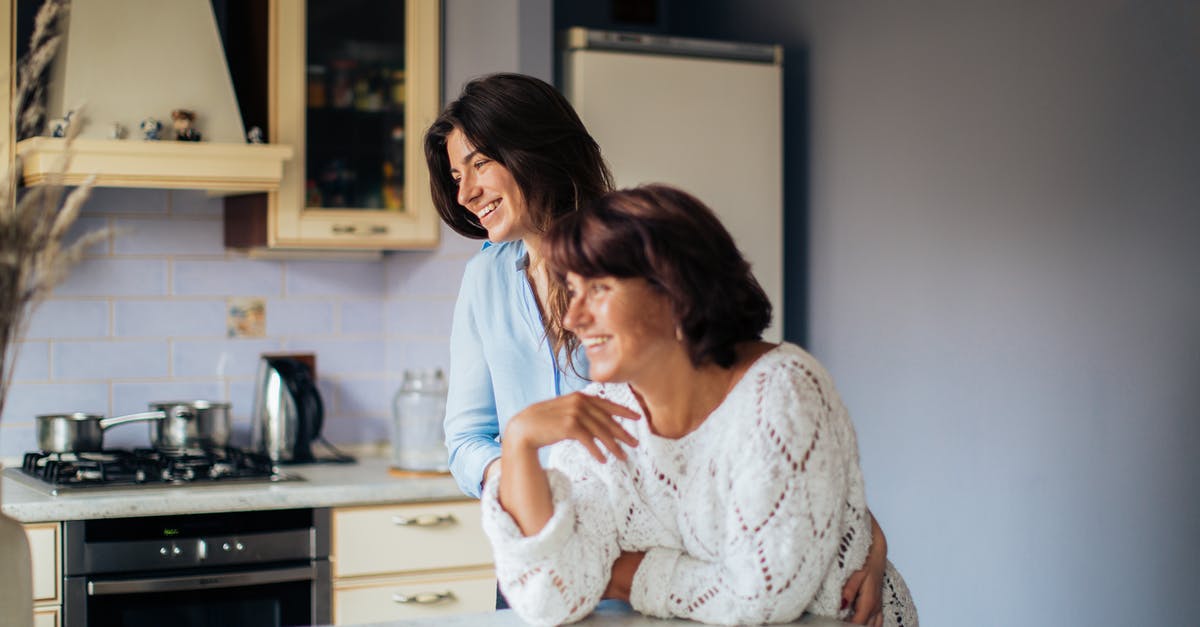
[147,400,231,450]
[36,411,169,454]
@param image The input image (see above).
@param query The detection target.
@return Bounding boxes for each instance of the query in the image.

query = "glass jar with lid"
[390,368,449,472]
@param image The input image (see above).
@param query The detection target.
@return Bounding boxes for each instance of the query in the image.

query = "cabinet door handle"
[392,590,456,605]
[391,513,457,527]
[331,224,389,236]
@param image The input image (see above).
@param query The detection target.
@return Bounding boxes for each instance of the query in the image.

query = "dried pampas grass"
[1,0,104,418]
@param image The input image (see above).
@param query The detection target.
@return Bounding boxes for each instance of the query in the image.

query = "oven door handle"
[87,565,314,596]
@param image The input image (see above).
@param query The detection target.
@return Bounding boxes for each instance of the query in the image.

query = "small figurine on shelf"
[108,122,127,139]
[49,110,74,137]
[246,126,264,144]
[140,117,163,140]
[171,109,201,141]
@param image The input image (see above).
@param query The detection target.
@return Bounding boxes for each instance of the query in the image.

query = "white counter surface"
[348,606,853,626]
[0,457,465,523]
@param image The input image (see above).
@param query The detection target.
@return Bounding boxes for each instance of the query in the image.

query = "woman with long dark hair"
[425,74,890,622]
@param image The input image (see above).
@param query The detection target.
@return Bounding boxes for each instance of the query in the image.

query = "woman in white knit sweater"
[482,184,918,626]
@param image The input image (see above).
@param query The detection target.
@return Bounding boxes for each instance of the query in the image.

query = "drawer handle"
[393,590,456,605]
[391,513,457,527]
[331,224,389,236]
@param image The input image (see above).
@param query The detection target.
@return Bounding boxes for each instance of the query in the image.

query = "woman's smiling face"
[562,272,680,384]
[446,127,531,243]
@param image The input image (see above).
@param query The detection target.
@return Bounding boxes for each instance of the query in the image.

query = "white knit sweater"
[481,343,917,626]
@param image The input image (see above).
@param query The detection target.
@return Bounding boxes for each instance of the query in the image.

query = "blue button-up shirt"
[444,240,588,497]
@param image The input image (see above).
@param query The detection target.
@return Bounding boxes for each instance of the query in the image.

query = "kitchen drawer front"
[33,606,60,627]
[332,568,496,625]
[26,523,60,603]
[333,501,492,577]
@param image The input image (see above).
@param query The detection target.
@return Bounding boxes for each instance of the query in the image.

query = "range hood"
[19,0,290,193]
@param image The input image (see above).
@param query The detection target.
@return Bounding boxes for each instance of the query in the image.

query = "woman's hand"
[504,392,641,461]
[841,513,888,626]
[603,551,646,601]
[498,393,640,536]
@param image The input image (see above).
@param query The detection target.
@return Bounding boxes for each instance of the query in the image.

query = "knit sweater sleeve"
[479,446,621,626]
[630,359,859,625]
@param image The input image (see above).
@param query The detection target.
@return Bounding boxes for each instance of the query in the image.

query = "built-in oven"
[62,508,330,627]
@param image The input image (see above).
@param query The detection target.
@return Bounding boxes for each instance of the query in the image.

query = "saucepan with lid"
[36,410,171,454]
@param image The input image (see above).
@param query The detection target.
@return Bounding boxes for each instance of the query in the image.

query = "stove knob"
[159,546,169,557]
[235,542,245,552]
[172,545,182,556]
[222,542,232,551]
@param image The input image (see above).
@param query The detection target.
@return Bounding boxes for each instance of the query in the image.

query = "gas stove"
[5,446,301,495]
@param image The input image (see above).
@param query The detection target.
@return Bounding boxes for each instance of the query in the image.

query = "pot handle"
[98,410,170,430]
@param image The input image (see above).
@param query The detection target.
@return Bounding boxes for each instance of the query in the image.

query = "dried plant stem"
[1,0,103,420]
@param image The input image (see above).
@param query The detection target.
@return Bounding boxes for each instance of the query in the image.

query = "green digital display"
[163,528,181,537]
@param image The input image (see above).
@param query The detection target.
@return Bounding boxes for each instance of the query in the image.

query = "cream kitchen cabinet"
[224,0,442,255]
[26,522,61,627]
[331,500,495,624]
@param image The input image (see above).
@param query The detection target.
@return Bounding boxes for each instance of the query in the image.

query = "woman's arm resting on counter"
[841,511,888,626]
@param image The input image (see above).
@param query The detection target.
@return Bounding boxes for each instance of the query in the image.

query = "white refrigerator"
[562,28,784,341]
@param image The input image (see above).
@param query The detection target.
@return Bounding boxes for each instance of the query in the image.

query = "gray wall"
[672,1,1200,625]
[444,0,553,100]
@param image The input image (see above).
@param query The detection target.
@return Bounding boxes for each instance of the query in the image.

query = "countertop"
[0,457,465,523]
[347,606,854,626]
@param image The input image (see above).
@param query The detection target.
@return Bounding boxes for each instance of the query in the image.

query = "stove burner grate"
[18,447,284,489]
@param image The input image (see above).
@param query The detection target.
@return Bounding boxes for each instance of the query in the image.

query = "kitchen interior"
[1,1,1198,627]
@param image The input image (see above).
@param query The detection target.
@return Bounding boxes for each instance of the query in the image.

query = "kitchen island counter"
[0,457,462,523]
[344,606,854,626]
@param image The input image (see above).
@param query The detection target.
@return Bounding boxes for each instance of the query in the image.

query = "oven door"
[64,560,331,627]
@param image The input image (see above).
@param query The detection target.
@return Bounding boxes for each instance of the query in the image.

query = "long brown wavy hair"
[423,73,614,371]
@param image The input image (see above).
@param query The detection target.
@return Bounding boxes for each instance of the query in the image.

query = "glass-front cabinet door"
[264,0,440,250]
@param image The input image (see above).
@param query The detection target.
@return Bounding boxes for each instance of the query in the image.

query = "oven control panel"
[82,529,313,574]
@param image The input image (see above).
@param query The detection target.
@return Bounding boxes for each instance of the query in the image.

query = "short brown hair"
[546,184,772,369]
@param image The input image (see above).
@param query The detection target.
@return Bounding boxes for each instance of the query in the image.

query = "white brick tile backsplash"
[227,380,258,422]
[11,342,49,381]
[285,260,385,297]
[386,298,455,337]
[266,299,335,336]
[384,252,469,298]
[285,339,385,376]
[8,188,465,451]
[52,340,170,379]
[339,300,385,335]
[0,422,38,458]
[25,299,109,339]
[0,382,111,422]
[115,299,227,337]
[114,217,225,255]
[174,259,283,296]
[172,338,282,378]
[385,339,451,374]
[334,378,392,417]
[54,258,169,296]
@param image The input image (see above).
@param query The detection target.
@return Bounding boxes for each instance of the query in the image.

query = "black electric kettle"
[251,356,352,464]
